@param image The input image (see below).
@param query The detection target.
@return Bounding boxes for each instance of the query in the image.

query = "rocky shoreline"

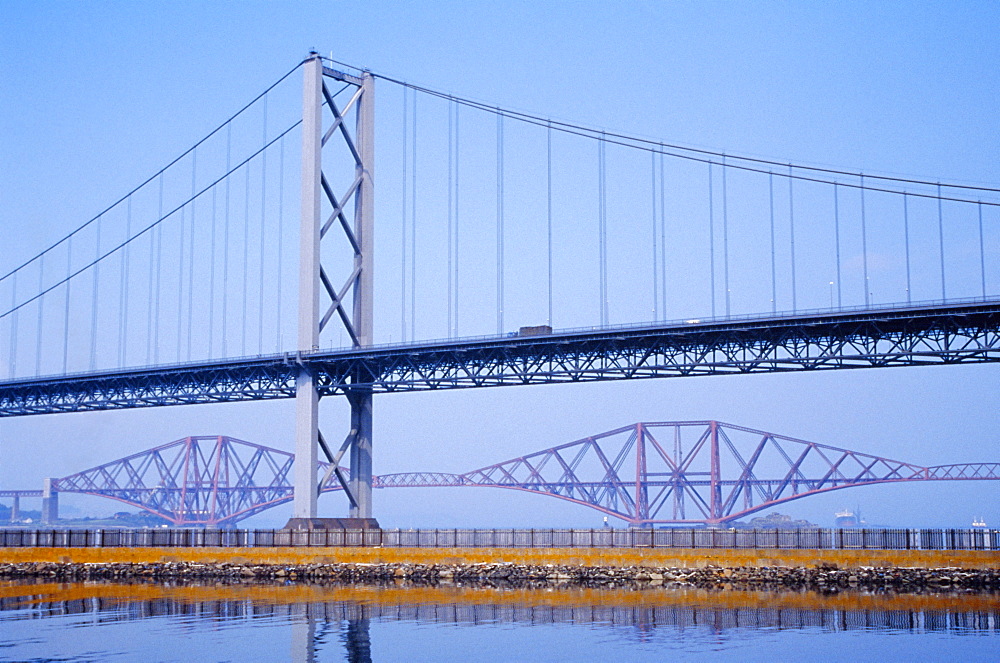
[2,562,999,592]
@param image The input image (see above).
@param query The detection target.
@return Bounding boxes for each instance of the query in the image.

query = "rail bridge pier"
[41,478,58,525]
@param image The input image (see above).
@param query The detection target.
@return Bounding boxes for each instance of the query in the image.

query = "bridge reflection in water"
[1,581,999,661]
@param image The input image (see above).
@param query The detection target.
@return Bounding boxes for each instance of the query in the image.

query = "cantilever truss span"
[3,300,1000,417]
[384,421,1000,526]
[54,436,347,527]
[39,422,1000,526]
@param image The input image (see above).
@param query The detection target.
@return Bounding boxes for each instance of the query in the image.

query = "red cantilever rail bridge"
[40,421,1000,527]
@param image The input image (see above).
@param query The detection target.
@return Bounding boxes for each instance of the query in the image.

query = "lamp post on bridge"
[291,52,376,528]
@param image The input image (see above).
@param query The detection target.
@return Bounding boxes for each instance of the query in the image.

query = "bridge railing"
[1,528,999,551]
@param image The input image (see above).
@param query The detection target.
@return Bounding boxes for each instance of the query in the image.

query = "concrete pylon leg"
[348,390,373,519]
[293,369,319,519]
[292,53,323,522]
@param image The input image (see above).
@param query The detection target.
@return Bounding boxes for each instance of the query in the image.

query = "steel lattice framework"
[2,300,1000,418]
[37,422,1000,526]
[375,421,1000,525]
[53,436,345,527]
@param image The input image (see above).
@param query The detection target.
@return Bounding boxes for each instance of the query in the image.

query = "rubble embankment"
[2,562,999,592]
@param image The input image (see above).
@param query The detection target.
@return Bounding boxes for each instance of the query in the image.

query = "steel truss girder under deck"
[2,300,999,417]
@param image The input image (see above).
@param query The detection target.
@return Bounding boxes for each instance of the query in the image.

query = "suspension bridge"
[1,53,999,526]
[8,421,1000,527]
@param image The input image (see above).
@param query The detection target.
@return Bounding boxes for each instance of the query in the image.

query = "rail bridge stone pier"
[41,478,58,525]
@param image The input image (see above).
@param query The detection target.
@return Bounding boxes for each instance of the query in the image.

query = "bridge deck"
[2,299,999,416]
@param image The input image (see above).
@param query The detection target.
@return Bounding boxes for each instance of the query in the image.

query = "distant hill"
[0,504,171,529]
[733,512,819,529]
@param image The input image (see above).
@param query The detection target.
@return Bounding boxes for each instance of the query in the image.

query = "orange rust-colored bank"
[2,546,999,569]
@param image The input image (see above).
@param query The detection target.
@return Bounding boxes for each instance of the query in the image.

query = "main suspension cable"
[371,71,1000,200]
[1,60,305,284]
[0,121,302,321]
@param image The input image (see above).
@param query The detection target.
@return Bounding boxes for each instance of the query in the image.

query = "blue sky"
[1,1,999,528]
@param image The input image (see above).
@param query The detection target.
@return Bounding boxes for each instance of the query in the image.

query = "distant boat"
[972,518,987,528]
[835,509,860,528]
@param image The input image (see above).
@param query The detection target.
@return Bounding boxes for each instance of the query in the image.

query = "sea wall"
[3,560,1000,592]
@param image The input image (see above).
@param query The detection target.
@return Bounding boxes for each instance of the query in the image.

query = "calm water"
[1,580,999,662]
